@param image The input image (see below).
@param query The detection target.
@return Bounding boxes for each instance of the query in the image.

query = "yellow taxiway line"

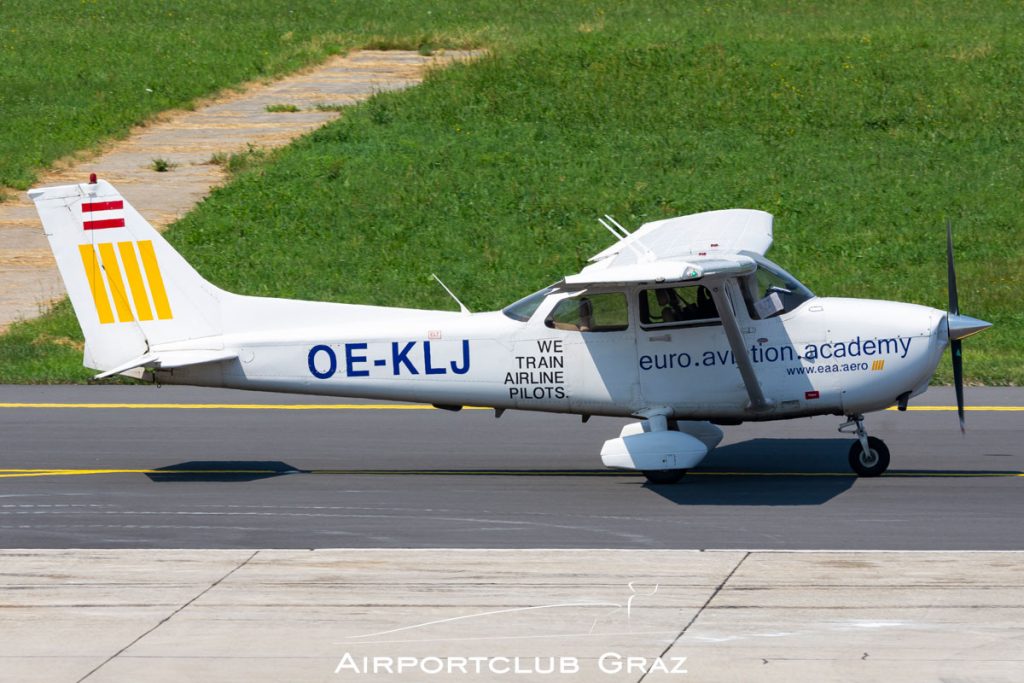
[0,468,1021,480]
[0,403,487,410]
[885,406,1024,411]
[0,403,1019,411]
[0,468,280,479]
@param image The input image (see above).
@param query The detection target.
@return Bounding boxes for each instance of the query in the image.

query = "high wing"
[589,208,772,263]
[563,255,757,286]
[566,209,771,287]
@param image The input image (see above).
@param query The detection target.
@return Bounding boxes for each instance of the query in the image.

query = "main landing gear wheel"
[848,436,890,477]
[642,469,687,485]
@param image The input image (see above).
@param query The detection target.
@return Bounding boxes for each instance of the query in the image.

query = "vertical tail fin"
[29,179,224,372]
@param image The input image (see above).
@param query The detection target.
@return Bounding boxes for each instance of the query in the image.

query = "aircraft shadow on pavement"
[644,438,856,506]
[145,460,301,482]
[699,438,852,473]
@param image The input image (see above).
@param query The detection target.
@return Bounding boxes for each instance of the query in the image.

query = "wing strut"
[708,282,773,413]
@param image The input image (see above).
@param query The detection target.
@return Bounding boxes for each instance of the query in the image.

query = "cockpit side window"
[545,292,628,332]
[639,285,719,328]
[741,263,814,319]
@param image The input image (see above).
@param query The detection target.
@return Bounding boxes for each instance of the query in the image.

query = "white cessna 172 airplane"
[31,176,991,483]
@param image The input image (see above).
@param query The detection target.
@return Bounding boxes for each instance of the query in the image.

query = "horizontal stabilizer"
[94,349,238,379]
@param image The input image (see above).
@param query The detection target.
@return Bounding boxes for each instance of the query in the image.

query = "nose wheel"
[840,415,890,477]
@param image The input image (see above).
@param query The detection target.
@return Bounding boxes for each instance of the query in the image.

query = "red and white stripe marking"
[81,200,125,230]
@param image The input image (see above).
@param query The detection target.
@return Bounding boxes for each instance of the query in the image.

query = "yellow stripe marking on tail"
[117,241,154,321]
[78,244,115,324]
[97,242,134,323]
[137,240,173,320]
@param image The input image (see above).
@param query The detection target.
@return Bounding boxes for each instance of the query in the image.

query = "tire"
[848,437,890,477]
[642,469,687,485]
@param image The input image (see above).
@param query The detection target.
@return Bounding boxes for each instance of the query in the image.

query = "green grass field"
[0,0,498,191]
[1,1,1021,384]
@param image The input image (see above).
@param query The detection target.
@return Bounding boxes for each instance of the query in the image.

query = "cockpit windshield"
[502,285,556,322]
[741,258,815,319]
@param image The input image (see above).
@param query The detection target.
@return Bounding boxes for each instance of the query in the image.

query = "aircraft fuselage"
[159,286,947,422]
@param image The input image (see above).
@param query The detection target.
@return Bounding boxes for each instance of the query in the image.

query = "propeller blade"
[947,219,964,433]
[951,338,965,434]
[946,218,959,316]
[944,220,993,434]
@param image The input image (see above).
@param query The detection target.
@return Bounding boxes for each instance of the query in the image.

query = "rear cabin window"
[545,292,628,332]
[639,285,719,327]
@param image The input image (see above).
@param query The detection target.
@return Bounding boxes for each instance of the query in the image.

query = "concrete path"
[0,549,1021,682]
[0,50,476,332]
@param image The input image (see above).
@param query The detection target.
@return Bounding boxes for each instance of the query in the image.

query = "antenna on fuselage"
[431,274,471,315]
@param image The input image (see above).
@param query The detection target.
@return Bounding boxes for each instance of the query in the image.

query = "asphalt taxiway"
[1,384,1021,550]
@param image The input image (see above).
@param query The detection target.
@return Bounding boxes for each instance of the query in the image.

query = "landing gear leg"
[840,414,890,477]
